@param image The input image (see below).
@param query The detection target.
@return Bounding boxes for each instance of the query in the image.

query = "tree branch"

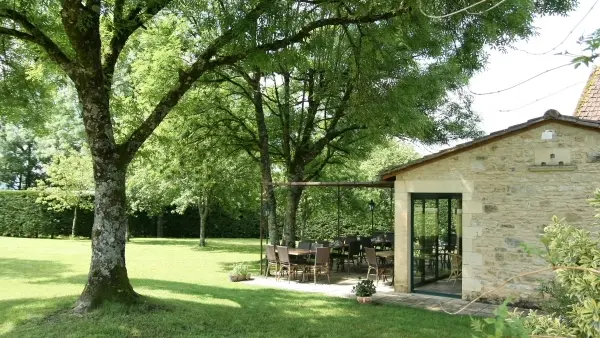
[208,6,409,68]
[0,8,73,70]
[103,0,173,89]
[120,4,408,163]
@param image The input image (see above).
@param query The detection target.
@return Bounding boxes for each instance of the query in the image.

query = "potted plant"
[352,279,376,303]
[228,263,249,282]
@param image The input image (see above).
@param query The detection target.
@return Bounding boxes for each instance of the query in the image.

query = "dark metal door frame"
[410,193,462,297]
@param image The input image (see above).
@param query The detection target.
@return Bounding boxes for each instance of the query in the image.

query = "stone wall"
[393,122,600,301]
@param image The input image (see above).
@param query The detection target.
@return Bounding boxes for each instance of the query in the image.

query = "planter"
[229,275,247,282]
[356,296,373,304]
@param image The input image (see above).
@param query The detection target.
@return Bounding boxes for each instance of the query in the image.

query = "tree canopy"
[0,0,581,311]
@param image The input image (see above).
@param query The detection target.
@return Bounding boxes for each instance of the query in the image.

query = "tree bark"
[71,206,78,238]
[283,184,304,247]
[74,166,136,312]
[249,71,279,244]
[198,198,209,247]
[156,214,164,238]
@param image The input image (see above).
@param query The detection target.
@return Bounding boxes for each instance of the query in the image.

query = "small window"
[558,161,564,166]
[541,162,547,166]
[550,154,555,159]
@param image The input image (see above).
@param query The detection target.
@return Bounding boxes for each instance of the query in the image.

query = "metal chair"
[298,241,312,250]
[359,237,372,263]
[337,240,361,273]
[384,232,394,249]
[365,247,393,285]
[307,247,331,284]
[265,245,279,278]
[344,236,357,244]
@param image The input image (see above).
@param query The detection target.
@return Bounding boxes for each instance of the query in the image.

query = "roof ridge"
[379,110,600,180]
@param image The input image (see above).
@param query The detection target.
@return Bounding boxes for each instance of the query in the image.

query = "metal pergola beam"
[264,181,394,188]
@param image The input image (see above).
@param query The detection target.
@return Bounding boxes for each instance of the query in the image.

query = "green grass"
[0,237,472,337]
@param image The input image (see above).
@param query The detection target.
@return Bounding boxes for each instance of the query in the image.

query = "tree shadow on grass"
[0,258,72,280]
[2,278,474,338]
[129,238,260,255]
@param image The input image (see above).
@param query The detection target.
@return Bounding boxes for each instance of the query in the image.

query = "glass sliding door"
[411,193,462,296]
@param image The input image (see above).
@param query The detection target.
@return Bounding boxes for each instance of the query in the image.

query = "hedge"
[0,191,260,239]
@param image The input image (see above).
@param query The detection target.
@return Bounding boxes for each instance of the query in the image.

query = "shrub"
[352,279,376,297]
[472,214,600,338]
[228,263,249,278]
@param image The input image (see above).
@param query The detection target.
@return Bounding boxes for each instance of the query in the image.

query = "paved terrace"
[245,272,522,317]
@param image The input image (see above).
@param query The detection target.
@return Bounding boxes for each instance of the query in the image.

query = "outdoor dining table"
[376,250,394,260]
[286,248,315,256]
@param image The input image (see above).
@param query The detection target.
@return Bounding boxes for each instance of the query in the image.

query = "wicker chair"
[277,246,304,283]
[365,247,393,285]
[306,247,331,284]
[265,245,279,278]
[448,253,462,286]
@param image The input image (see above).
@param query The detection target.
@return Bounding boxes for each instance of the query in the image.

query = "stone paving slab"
[244,276,517,317]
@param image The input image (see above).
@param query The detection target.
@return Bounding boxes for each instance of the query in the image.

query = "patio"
[245,270,508,317]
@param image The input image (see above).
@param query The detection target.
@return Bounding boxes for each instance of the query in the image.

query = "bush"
[0,190,93,237]
[472,215,600,338]
[352,279,376,297]
[0,190,260,239]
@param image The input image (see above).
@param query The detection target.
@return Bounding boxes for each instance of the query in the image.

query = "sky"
[471,0,599,133]
[414,0,599,154]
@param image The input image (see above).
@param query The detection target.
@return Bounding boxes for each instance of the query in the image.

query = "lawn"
[0,237,473,337]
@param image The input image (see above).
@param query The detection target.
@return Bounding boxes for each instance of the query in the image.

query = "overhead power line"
[516,0,599,56]
[497,81,586,112]
[419,0,508,19]
[468,63,572,95]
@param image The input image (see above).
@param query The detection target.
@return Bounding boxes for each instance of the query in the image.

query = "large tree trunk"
[74,167,136,312]
[198,198,209,247]
[156,214,164,238]
[283,185,303,247]
[71,206,78,238]
[250,71,279,244]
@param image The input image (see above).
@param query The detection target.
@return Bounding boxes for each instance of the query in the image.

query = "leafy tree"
[0,0,580,311]
[572,28,599,68]
[0,125,45,189]
[128,110,261,246]
[35,151,94,238]
[201,0,579,246]
[0,0,415,310]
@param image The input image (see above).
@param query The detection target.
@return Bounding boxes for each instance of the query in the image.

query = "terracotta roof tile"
[574,66,600,120]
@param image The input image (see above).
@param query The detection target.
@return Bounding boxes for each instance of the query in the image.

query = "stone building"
[379,110,600,301]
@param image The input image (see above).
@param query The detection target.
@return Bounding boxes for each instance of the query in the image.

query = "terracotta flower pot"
[229,275,244,282]
[356,296,373,304]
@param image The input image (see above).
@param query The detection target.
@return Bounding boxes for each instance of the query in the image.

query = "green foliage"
[472,200,600,338]
[572,28,599,68]
[228,263,249,278]
[0,126,46,190]
[34,151,94,212]
[537,278,575,316]
[471,301,530,338]
[352,279,376,297]
[0,190,92,237]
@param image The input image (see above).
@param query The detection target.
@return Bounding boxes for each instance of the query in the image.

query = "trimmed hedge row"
[0,191,260,239]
